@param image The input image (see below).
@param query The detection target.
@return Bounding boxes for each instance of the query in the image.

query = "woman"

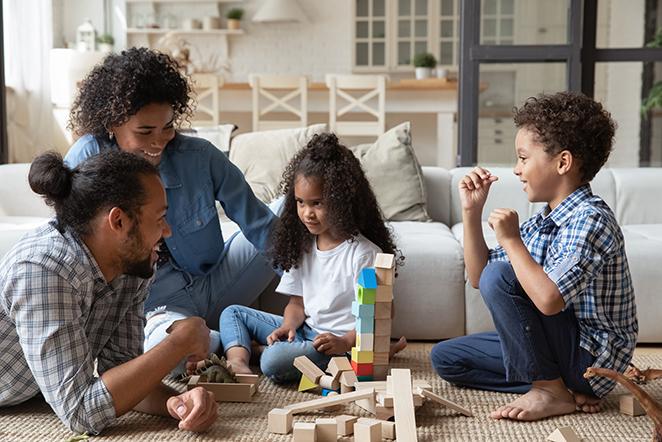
[65,47,279,368]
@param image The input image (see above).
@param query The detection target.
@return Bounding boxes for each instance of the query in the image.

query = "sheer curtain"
[3,0,54,163]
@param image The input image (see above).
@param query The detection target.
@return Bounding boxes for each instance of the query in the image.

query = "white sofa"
[2,163,661,342]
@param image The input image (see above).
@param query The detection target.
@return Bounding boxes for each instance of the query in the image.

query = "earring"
[108,130,114,140]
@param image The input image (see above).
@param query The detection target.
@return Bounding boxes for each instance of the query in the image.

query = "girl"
[220,133,403,382]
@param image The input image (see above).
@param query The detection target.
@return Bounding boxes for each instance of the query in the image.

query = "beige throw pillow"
[229,124,327,203]
[351,121,430,221]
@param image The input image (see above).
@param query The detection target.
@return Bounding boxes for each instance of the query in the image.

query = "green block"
[357,286,376,304]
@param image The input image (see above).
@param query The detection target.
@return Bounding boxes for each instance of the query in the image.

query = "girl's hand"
[312,333,352,356]
[267,326,297,345]
[459,167,499,212]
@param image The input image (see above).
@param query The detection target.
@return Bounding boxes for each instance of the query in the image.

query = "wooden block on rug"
[315,418,338,442]
[187,374,258,402]
[285,389,376,414]
[391,369,418,442]
[381,420,396,439]
[546,426,581,442]
[319,374,340,390]
[294,355,325,383]
[327,356,353,378]
[418,388,472,417]
[335,414,358,436]
[267,408,293,434]
[620,394,646,416]
[354,418,382,442]
[293,422,317,442]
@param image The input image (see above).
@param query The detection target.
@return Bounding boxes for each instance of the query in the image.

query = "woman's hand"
[459,167,499,212]
[312,333,352,356]
[267,325,297,345]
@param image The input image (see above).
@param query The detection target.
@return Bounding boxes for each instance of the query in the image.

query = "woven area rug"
[0,348,659,442]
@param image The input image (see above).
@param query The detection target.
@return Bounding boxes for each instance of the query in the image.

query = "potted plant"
[226,8,244,31]
[413,52,437,79]
[96,34,114,53]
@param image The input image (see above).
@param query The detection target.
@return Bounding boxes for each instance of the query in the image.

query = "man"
[0,150,217,434]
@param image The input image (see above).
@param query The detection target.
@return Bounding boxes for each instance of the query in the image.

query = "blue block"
[352,301,375,318]
[356,317,374,333]
[358,268,378,289]
[322,388,339,396]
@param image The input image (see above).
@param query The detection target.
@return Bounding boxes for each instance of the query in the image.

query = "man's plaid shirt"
[0,220,150,434]
[488,184,638,397]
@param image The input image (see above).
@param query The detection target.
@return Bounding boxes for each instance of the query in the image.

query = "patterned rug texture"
[0,348,659,441]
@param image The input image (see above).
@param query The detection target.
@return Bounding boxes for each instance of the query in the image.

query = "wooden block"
[620,394,646,416]
[293,422,317,442]
[374,335,391,353]
[335,414,358,436]
[392,369,418,442]
[357,286,376,304]
[375,267,394,286]
[319,374,340,390]
[358,268,378,288]
[413,380,432,390]
[268,408,293,434]
[327,356,353,378]
[340,370,358,387]
[376,404,395,421]
[187,374,258,402]
[351,360,374,376]
[324,391,343,412]
[373,364,389,380]
[356,317,374,333]
[373,352,389,365]
[546,426,581,442]
[285,389,376,414]
[374,253,395,269]
[354,418,381,442]
[381,420,396,439]
[376,285,393,302]
[377,392,394,407]
[299,374,318,392]
[294,355,325,383]
[340,383,353,394]
[374,301,392,319]
[356,333,374,351]
[352,301,375,318]
[418,388,472,417]
[351,347,374,364]
[315,418,338,442]
[374,318,391,336]
[355,394,377,414]
[354,380,387,391]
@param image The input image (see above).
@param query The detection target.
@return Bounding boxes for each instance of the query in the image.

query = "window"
[439,0,459,65]
[355,0,388,68]
[481,0,514,45]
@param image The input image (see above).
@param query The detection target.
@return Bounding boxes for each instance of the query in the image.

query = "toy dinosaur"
[584,367,662,441]
[625,363,662,385]
[179,353,237,384]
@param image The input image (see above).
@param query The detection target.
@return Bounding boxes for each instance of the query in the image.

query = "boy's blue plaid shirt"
[488,184,638,397]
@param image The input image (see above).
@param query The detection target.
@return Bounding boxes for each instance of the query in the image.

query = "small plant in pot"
[96,34,114,53]
[413,52,437,79]
[226,8,244,30]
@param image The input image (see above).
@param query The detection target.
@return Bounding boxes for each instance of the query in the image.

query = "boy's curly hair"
[68,47,193,137]
[513,91,616,182]
[271,133,400,272]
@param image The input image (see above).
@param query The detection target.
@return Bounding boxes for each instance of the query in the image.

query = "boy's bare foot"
[226,358,254,375]
[573,391,602,413]
[389,336,407,358]
[490,380,576,421]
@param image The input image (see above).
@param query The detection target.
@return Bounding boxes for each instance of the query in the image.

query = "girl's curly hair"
[68,47,193,137]
[271,133,400,272]
[513,91,616,182]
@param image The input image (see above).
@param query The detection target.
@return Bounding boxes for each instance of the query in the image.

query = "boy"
[430,92,637,421]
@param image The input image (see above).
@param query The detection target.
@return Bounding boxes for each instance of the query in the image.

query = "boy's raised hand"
[459,167,499,212]
[267,325,297,345]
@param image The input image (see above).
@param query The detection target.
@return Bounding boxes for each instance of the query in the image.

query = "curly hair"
[271,133,400,272]
[513,91,616,182]
[68,47,193,137]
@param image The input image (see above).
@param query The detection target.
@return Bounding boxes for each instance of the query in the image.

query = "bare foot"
[490,381,576,421]
[573,391,602,413]
[389,336,407,358]
[226,358,254,375]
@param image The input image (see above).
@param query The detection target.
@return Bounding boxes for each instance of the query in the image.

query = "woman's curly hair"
[271,133,400,272]
[68,47,193,137]
[513,91,616,182]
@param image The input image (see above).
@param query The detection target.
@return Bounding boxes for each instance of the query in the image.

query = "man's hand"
[459,167,499,212]
[488,208,521,248]
[267,325,297,345]
[166,317,210,363]
[312,333,352,355]
[166,387,217,432]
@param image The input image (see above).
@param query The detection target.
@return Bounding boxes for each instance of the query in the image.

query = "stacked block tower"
[350,253,395,381]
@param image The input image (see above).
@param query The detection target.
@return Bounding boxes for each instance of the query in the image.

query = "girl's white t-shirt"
[276,234,381,336]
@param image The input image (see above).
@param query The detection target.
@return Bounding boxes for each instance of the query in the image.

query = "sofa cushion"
[351,122,430,222]
[229,124,328,203]
[0,217,50,259]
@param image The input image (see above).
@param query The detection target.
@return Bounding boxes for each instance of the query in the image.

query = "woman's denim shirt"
[64,133,277,276]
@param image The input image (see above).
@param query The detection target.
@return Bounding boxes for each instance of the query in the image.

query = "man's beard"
[122,222,156,279]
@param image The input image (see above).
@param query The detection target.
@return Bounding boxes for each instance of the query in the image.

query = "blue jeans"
[143,198,284,375]
[220,305,333,383]
[430,261,596,397]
